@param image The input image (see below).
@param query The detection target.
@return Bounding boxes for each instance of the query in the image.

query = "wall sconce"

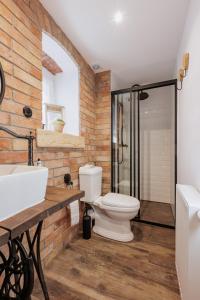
[183,52,189,75]
[177,52,189,90]
[177,68,184,90]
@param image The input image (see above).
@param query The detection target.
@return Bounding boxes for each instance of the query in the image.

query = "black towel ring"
[0,62,5,105]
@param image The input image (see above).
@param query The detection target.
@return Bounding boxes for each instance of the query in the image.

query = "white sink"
[0,165,48,222]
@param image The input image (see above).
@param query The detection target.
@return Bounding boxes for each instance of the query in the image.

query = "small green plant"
[53,118,65,124]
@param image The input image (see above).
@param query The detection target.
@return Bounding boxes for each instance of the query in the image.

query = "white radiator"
[176,184,200,300]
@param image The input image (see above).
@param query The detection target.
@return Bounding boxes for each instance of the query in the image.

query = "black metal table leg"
[0,238,34,299]
[26,221,50,300]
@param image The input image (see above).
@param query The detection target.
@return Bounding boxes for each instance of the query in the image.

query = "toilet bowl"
[79,165,140,242]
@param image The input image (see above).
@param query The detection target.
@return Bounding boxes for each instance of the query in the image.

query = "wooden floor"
[140,200,175,226]
[32,223,180,300]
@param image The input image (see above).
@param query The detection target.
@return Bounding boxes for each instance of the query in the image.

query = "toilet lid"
[102,193,140,209]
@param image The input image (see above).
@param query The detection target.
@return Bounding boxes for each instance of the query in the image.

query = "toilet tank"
[79,165,102,203]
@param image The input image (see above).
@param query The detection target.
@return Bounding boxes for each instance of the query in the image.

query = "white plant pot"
[53,122,65,133]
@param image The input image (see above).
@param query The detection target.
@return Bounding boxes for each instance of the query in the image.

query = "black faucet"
[0,126,35,166]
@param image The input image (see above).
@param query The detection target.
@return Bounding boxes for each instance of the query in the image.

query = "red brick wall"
[95,71,111,194]
[0,0,111,264]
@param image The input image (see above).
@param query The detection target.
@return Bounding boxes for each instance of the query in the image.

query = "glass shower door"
[112,80,177,227]
[139,85,176,226]
[112,93,131,195]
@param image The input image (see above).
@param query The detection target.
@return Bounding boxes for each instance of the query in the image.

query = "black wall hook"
[23,106,33,118]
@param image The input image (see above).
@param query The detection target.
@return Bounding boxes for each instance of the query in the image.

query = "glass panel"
[112,83,176,227]
[133,91,140,200]
[112,93,131,195]
[139,85,175,226]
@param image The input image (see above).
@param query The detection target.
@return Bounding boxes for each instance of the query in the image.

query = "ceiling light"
[113,11,123,24]
[92,64,100,71]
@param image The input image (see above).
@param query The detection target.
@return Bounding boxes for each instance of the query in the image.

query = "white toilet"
[79,165,140,242]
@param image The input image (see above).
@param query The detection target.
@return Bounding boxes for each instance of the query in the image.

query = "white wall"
[42,68,55,106]
[176,0,200,188]
[175,2,200,298]
[170,86,176,215]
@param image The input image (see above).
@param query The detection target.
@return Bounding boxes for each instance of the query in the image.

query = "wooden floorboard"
[140,200,175,226]
[32,222,180,300]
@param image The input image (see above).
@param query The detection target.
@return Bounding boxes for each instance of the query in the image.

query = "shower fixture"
[138,91,149,101]
[118,102,128,165]
[131,84,149,100]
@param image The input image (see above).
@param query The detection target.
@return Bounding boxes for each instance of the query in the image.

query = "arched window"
[42,32,80,136]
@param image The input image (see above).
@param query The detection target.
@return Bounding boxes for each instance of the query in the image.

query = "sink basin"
[0,165,48,222]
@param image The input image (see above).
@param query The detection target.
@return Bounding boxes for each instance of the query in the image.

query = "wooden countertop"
[0,228,10,247]
[0,186,84,244]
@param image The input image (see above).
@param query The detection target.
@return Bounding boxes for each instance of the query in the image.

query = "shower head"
[139,91,149,101]
[131,84,149,101]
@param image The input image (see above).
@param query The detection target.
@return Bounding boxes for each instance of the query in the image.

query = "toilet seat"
[102,193,139,209]
[94,193,140,212]
[100,203,139,212]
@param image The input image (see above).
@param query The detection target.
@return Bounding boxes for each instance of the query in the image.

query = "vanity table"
[0,187,84,300]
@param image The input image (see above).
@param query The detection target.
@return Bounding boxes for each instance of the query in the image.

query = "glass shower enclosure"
[111,80,177,227]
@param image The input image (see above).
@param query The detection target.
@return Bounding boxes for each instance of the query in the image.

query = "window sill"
[36,129,85,149]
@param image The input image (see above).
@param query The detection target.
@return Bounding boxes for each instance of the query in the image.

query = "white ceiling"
[40,0,189,90]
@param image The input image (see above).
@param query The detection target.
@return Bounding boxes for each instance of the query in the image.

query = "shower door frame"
[111,79,177,229]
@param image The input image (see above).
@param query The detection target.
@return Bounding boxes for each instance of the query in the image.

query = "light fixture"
[177,52,190,91]
[113,11,123,24]
[92,64,100,71]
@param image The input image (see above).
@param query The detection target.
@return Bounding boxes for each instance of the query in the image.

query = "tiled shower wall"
[140,86,175,204]
[0,0,111,265]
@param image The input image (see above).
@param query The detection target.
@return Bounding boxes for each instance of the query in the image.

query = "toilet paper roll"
[69,200,79,226]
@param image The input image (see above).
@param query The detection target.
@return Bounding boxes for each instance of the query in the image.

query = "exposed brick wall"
[0,0,111,265]
[95,71,111,194]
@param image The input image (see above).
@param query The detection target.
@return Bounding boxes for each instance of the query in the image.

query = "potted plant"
[53,118,65,133]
